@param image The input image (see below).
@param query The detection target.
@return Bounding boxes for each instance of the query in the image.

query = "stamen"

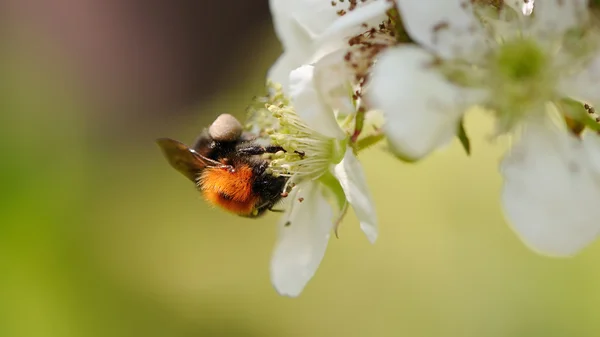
[247,80,349,194]
[343,17,397,118]
[333,0,364,16]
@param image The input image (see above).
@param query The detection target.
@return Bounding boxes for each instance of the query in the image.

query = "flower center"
[487,38,555,130]
[495,38,546,81]
[246,83,347,193]
[267,104,346,184]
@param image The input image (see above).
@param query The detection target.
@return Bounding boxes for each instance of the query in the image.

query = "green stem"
[355,132,386,153]
[351,107,366,143]
[386,5,413,44]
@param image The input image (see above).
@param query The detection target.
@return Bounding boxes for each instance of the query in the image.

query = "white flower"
[365,0,600,255]
[268,0,390,89]
[263,65,377,297]
[367,45,484,160]
[501,119,600,256]
[367,0,600,158]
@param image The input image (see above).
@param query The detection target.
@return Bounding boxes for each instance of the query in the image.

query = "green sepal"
[557,98,600,133]
[319,171,350,238]
[355,133,386,153]
[457,119,472,155]
[318,171,347,213]
[386,6,413,44]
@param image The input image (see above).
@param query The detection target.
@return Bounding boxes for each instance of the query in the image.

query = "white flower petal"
[290,0,346,39]
[583,131,600,177]
[333,148,378,243]
[268,52,300,93]
[270,183,334,297]
[395,0,485,59]
[319,0,391,44]
[270,0,386,67]
[269,0,314,59]
[558,53,600,107]
[314,50,356,116]
[531,0,588,36]
[289,65,347,140]
[367,46,483,160]
[501,120,600,256]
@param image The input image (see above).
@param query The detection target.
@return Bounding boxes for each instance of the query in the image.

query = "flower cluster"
[249,0,600,297]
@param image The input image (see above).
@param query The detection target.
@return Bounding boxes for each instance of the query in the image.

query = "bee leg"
[265,145,285,153]
[237,145,267,155]
[256,201,285,213]
[268,207,285,213]
[263,145,300,157]
[238,145,285,155]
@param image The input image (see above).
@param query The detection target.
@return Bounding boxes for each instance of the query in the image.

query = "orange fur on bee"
[199,164,258,215]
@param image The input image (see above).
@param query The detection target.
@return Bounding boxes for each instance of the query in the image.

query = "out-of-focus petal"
[270,183,334,297]
[366,46,483,160]
[583,131,600,178]
[289,65,346,140]
[558,53,600,108]
[319,0,391,44]
[269,0,313,60]
[395,0,486,59]
[501,120,600,256]
[333,148,377,243]
[530,0,588,36]
[268,52,300,93]
[291,0,349,38]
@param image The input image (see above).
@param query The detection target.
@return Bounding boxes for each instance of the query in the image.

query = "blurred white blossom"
[365,0,600,255]
[501,118,600,256]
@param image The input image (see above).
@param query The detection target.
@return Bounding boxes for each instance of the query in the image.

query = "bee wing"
[156,138,207,182]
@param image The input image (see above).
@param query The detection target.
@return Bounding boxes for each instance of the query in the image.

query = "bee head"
[209,114,243,142]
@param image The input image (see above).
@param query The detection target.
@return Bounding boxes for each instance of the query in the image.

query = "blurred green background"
[3,3,600,337]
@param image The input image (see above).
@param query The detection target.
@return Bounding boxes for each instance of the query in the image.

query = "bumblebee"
[156,114,288,217]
